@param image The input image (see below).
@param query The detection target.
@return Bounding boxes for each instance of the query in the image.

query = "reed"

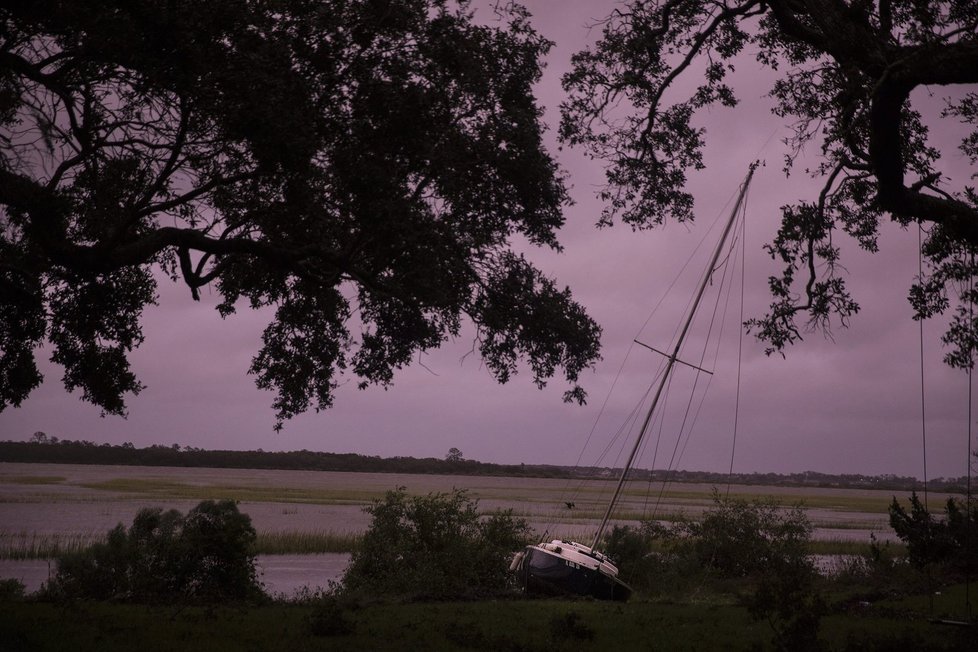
[0,531,102,560]
[77,478,384,505]
[805,538,906,557]
[254,530,361,555]
[0,475,65,485]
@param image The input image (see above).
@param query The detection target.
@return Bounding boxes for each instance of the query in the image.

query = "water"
[256,553,350,596]
[0,553,350,597]
[0,558,54,593]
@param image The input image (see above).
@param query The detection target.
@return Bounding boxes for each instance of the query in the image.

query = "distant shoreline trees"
[0,438,969,493]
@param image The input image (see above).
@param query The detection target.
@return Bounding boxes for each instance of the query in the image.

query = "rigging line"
[557,368,668,528]
[675,214,741,468]
[727,189,748,497]
[641,368,681,519]
[918,224,929,507]
[646,363,684,521]
[652,211,743,520]
[561,180,744,497]
[643,184,748,361]
[676,209,744,471]
[650,180,754,521]
[591,367,668,471]
[564,185,748,529]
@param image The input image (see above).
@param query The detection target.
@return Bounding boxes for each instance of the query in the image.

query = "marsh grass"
[79,478,384,504]
[0,476,65,485]
[0,531,102,559]
[255,530,361,555]
[571,484,900,513]
[805,538,905,556]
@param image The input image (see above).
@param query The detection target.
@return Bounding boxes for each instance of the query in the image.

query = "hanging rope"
[918,224,929,507]
[967,251,974,618]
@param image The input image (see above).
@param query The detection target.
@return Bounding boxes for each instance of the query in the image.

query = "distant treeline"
[0,439,970,494]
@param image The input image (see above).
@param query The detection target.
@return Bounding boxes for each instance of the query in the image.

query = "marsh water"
[1,462,934,596]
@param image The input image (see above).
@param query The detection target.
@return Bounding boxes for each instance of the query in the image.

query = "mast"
[590,164,756,551]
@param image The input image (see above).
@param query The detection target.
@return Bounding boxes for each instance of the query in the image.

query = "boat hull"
[517,545,632,602]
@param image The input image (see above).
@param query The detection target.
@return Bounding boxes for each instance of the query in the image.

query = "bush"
[601,490,824,648]
[306,595,356,637]
[889,492,977,572]
[687,490,812,578]
[0,578,26,601]
[340,487,531,600]
[48,499,261,603]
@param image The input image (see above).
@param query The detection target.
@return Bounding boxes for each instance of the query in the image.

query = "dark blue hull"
[518,546,632,601]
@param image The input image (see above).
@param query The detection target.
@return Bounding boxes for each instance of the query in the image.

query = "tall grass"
[254,530,361,555]
[0,531,102,560]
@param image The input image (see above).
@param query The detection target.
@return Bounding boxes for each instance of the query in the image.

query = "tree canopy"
[562,0,978,365]
[0,0,602,427]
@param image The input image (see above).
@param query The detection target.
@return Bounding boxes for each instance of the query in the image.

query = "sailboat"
[512,165,757,601]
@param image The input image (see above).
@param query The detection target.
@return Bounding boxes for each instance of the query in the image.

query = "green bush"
[687,490,812,578]
[48,499,261,603]
[602,490,824,648]
[340,487,531,600]
[889,492,977,572]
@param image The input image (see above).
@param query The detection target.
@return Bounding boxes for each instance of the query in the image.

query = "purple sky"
[1,1,975,479]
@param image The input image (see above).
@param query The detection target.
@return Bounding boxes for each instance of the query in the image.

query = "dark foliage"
[687,491,813,578]
[48,499,261,602]
[306,595,356,637]
[0,0,601,428]
[562,0,978,364]
[3,440,970,492]
[602,491,824,648]
[889,491,978,571]
[548,611,595,643]
[0,578,25,601]
[341,487,531,599]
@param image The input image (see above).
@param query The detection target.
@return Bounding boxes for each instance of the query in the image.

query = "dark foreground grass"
[1,588,973,652]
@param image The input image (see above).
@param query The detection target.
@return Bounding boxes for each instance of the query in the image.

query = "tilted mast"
[590,164,756,551]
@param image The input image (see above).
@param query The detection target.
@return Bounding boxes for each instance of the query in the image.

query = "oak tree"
[0,0,601,427]
[562,0,978,364]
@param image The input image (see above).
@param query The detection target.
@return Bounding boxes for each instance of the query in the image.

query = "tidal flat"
[0,461,954,596]
[1,460,941,551]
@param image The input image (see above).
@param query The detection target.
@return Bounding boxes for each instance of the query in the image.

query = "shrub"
[340,487,531,600]
[48,499,261,603]
[306,595,355,637]
[601,519,696,595]
[687,490,812,578]
[0,578,26,601]
[889,492,977,572]
[602,490,824,648]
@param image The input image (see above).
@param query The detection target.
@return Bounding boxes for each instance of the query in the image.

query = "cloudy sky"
[2,1,975,479]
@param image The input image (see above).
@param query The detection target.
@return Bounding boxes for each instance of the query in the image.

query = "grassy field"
[1,587,973,652]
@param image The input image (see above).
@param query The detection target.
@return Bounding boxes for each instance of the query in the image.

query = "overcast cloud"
[1,1,974,479]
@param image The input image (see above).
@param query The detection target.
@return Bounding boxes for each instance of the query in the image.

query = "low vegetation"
[2,588,973,651]
[43,500,262,603]
[340,487,532,600]
[2,483,974,650]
